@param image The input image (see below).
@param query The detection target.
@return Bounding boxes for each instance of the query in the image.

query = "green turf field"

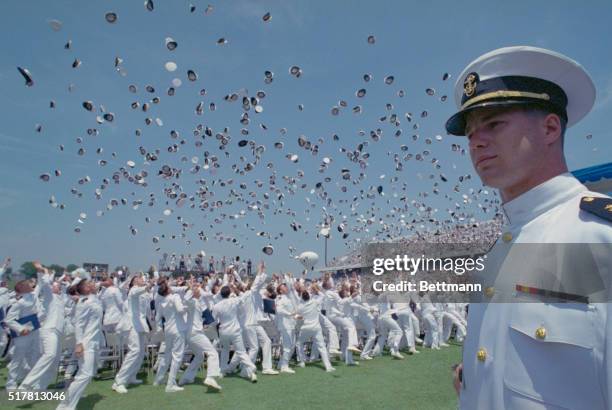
[0,344,461,410]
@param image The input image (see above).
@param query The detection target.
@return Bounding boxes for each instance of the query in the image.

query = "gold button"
[605,204,612,212]
[582,197,595,202]
[484,286,495,297]
[477,348,487,362]
[502,232,513,242]
[535,326,546,339]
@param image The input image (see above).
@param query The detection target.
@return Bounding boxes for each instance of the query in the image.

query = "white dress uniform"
[61,294,78,379]
[324,289,359,363]
[441,303,466,343]
[178,290,221,384]
[374,297,403,357]
[351,295,378,358]
[5,291,41,390]
[420,296,440,349]
[100,285,123,331]
[113,285,150,388]
[56,294,103,410]
[443,45,612,410]
[312,291,341,354]
[274,292,298,370]
[394,302,416,350]
[460,174,612,410]
[212,292,257,378]
[296,299,334,371]
[21,274,65,390]
[154,293,188,389]
[408,293,422,338]
[240,271,275,372]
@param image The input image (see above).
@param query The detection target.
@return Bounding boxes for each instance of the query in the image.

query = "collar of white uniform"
[502,172,587,227]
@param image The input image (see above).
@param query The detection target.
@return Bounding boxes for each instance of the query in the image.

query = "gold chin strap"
[462,91,550,110]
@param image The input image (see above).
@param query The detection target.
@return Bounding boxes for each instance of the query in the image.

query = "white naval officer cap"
[122,272,145,289]
[70,267,91,281]
[446,46,596,135]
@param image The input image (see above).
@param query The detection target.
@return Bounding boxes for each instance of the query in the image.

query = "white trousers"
[356,315,377,357]
[0,329,9,358]
[21,328,62,390]
[319,314,340,351]
[329,315,358,364]
[179,331,221,383]
[397,310,416,349]
[243,324,273,371]
[219,330,256,376]
[56,342,99,410]
[422,312,440,348]
[61,333,77,378]
[297,326,333,371]
[155,331,185,387]
[441,312,467,342]
[376,315,402,354]
[328,316,358,347]
[276,325,296,369]
[114,329,146,386]
[409,310,421,336]
[6,330,40,390]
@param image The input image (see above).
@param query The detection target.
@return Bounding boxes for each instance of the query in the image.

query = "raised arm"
[251,263,268,292]
[173,293,186,314]
[0,257,10,282]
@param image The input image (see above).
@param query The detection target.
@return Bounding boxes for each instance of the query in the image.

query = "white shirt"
[126,286,151,333]
[41,293,65,331]
[296,299,321,329]
[74,294,103,347]
[100,285,124,326]
[323,289,345,317]
[156,293,188,334]
[184,291,206,334]
[5,292,39,335]
[460,174,612,410]
[213,293,249,335]
[275,294,296,329]
[241,272,268,326]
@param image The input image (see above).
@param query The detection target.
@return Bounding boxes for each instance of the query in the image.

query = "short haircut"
[157,281,170,297]
[14,280,31,294]
[521,104,567,145]
[301,290,310,301]
[220,285,231,299]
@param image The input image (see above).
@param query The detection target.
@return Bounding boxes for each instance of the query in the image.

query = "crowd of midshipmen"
[0,258,467,410]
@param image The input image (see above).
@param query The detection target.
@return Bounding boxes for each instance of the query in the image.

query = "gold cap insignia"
[463,72,479,97]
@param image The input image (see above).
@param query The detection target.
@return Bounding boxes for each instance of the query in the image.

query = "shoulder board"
[580,196,612,223]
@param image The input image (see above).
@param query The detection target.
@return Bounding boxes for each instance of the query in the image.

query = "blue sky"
[1,0,611,274]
